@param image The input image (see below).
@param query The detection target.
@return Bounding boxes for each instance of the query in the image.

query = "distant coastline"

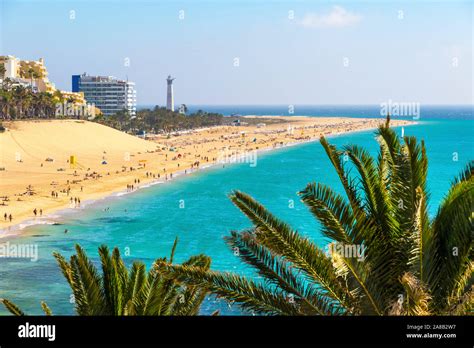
[138,104,474,119]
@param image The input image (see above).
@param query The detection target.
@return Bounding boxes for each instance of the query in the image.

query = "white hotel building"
[72,74,136,116]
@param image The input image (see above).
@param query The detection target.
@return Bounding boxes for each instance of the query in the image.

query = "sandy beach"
[0,116,413,232]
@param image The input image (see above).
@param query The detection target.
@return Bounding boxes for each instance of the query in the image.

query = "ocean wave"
[0,218,59,237]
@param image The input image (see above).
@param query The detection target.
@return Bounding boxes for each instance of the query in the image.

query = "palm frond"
[389,273,432,316]
[170,236,178,264]
[320,136,362,214]
[426,162,474,310]
[299,182,386,314]
[229,190,352,310]
[225,230,345,315]
[41,301,52,316]
[448,286,474,315]
[99,245,119,315]
[407,187,430,283]
[375,125,402,167]
[0,298,25,316]
[157,262,302,315]
[449,261,474,302]
[126,261,146,314]
[299,182,368,244]
[53,251,74,287]
[342,144,379,218]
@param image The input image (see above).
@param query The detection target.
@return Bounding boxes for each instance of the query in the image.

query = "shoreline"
[0,119,416,236]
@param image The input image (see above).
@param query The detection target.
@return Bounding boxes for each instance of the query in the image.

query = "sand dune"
[0,120,159,168]
[0,120,163,231]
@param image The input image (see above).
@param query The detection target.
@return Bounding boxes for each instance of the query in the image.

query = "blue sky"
[1,0,472,105]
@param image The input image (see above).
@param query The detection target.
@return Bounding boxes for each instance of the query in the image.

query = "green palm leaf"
[0,298,25,316]
[2,240,210,316]
[225,230,344,315]
[426,162,474,311]
[41,301,52,316]
[229,190,352,309]
[389,273,432,316]
[157,262,302,315]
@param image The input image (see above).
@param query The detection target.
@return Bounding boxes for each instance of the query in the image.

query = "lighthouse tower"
[166,75,175,111]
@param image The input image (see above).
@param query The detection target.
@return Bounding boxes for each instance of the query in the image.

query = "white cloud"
[300,6,362,29]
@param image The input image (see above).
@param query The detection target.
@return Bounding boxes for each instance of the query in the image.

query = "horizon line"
[136,103,474,107]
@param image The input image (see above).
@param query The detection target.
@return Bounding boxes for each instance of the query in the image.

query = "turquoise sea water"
[0,106,472,315]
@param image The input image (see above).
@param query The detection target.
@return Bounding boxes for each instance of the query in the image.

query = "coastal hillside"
[0,120,159,169]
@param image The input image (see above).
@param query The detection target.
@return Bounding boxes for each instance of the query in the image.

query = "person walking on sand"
[4,213,7,221]
[9,214,12,222]
[33,208,37,217]
[40,209,43,216]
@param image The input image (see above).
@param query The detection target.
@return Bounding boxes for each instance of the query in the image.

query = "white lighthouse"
[166,75,175,111]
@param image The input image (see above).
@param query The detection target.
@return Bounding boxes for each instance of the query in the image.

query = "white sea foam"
[0,218,59,237]
[115,191,132,197]
[139,180,165,189]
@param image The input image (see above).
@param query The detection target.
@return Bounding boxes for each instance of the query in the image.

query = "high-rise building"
[72,74,137,116]
[166,75,175,111]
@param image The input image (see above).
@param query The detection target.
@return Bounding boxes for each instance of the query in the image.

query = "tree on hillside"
[0,83,57,120]
[27,67,37,89]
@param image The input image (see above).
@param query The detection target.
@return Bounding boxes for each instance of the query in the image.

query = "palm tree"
[0,64,6,79]
[0,88,13,120]
[12,85,29,118]
[157,121,473,315]
[27,67,35,86]
[1,238,212,315]
[0,78,59,120]
[53,89,64,105]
